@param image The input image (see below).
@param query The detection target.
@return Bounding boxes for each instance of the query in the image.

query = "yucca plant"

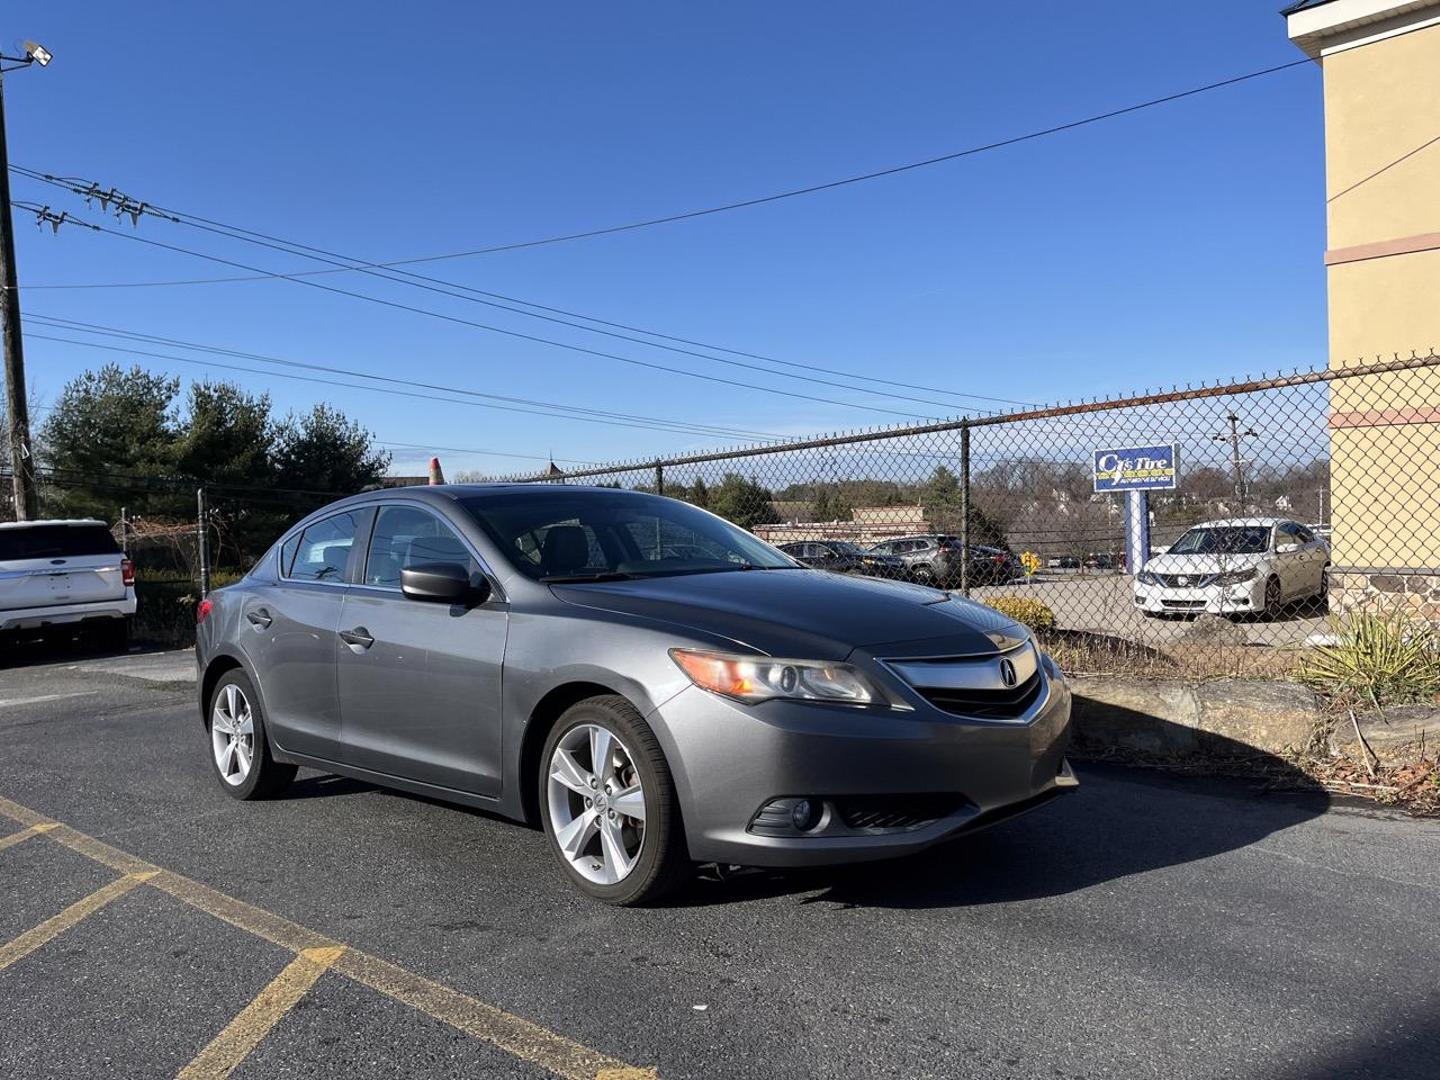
[1298,611,1440,707]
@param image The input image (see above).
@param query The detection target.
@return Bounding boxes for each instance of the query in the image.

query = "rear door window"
[286,512,361,583]
[0,524,119,560]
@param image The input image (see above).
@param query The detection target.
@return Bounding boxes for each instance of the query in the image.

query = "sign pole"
[1124,490,1150,575]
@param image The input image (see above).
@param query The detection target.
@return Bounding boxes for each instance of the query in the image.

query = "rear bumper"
[655,674,1075,867]
[1,596,137,631]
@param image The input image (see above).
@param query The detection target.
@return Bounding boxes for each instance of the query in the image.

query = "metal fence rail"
[498,352,1440,678]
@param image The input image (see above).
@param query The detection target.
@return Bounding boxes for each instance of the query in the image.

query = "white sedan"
[1133,518,1329,619]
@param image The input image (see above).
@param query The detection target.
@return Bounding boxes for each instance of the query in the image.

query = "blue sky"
[6,1,1324,478]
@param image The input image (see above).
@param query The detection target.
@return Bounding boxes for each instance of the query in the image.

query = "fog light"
[749,797,827,836]
[791,799,822,832]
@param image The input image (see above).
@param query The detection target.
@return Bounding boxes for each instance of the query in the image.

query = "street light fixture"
[22,41,51,67]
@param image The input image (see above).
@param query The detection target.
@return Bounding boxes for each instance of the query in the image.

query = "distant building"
[754,504,931,545]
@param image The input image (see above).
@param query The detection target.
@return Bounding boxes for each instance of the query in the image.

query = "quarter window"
[287,512,361,583]
[365,505,480,588]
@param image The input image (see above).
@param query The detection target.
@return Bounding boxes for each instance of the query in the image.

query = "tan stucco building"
[1286,0,1440,614]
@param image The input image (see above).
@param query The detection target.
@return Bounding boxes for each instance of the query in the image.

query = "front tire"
[1262,575,1283,620]
[539,695,688,906]
[207,669,296,800]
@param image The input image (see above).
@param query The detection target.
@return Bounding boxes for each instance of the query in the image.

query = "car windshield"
[459,489,797,581]
[1169,526,1271,556]
[831,541,865,556]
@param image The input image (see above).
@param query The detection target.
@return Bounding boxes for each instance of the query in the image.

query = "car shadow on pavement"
[672,757,1331,911]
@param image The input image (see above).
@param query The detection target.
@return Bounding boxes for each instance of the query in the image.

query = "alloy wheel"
[211,682,255,787]
[546,723,647,885]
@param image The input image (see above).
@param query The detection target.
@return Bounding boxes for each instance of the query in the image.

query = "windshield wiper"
[540,571,637,584]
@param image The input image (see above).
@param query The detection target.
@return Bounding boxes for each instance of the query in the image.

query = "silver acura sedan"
[196,484,1075,905]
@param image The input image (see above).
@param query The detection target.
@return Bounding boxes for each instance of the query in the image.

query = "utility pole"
[0,41,51,521]
[1212,412,1257,508]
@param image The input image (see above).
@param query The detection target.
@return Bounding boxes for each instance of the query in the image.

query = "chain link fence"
[497,352,1440,679]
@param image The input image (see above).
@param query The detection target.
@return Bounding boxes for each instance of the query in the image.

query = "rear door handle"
[339,626,375,649]
[246,609,273,629]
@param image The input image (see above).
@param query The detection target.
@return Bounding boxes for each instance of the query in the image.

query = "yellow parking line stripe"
[334,950,656,1080]
[175,945,346,1080]
[0,794,53,829]
[0,871,157,970]
[0,794,659,1079]
[148,870,338,955]
[0,822,58,851]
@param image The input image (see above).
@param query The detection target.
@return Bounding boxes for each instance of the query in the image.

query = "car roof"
[1187,517,1290,528]
[0,518,108,530]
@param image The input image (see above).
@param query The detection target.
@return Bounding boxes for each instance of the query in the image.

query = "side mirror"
[400,563,492,606]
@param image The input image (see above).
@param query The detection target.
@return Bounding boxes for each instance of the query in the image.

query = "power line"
[13,57,1310,265]
[20,215,939,422]
[25,311,786,442]
[10,165,1033,411]
[25,329,808,445]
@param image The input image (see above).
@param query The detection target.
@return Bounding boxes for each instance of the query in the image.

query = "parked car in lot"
[866,535,1018,587]
[1082,552,1118,571]
[777,540,905,578]
[197,485,1075,905]
[1133,517,1329,619]
[0,519,134,648]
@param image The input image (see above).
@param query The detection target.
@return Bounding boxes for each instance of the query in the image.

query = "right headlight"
[1137,570,1159,586]
[670,648,893,708]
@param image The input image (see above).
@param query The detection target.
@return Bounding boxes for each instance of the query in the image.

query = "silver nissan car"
[196,484,1075,905]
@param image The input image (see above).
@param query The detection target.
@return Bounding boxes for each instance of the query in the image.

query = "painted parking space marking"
[0,794,658,1080]
[0,821,57,851]
[177,946,347,1080]
[0,691,99,708]
[0,870,157,970]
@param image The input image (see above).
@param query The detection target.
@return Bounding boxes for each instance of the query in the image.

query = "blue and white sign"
[1093,444,1179,493]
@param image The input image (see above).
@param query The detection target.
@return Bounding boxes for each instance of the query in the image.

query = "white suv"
[1133,517,1329,619]
[0,519,136,646]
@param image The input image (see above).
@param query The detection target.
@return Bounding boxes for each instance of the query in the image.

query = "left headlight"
[670,648,889,707]
[1215,568,1257,585]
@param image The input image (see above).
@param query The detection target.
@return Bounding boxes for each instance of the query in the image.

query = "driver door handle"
[339,626,374,649]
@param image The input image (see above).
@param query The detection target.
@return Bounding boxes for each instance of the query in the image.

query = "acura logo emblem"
[999,658,1018,688]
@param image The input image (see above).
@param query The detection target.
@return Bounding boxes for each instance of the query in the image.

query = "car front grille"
[1160,599,1207,609]
[1154,573,1217,588]
[914,671,1043,720]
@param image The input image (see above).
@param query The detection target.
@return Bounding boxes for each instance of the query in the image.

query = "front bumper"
[655,673,1074,867]
[1133,579,1263,615]
[1,596,137,632]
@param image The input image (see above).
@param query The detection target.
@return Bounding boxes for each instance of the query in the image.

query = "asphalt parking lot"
[974,572,1328,649]
[2,649,1438,1079]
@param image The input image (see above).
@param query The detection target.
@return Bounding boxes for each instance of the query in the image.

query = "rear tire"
[207,669,297,800]
[539,695,688,906]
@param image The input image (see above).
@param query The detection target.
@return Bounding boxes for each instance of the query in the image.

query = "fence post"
[959,422,971,596]
[654,461,665,497]
[197,486,211,598]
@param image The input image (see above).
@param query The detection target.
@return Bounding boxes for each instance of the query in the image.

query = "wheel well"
[518,681,623,827]
[199,655,243,726]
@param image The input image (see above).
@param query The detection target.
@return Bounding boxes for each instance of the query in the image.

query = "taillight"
[196,598,213,624]
[121,558,135,586]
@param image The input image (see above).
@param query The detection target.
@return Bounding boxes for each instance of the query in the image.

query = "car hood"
[549,570,1023,660]
[1144,552,1265,575]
